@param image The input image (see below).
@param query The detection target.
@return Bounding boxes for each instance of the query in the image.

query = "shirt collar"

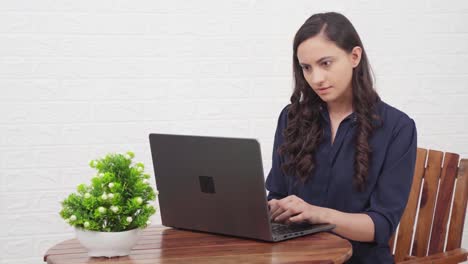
[319,104,357,125]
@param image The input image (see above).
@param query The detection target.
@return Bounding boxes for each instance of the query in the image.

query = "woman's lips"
[317,86,332,93]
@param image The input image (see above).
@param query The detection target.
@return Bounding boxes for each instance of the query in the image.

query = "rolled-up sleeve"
[265,105,290,201]
[365,117,417,245]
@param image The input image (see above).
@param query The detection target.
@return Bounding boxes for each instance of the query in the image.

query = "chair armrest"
[397,248,468,264]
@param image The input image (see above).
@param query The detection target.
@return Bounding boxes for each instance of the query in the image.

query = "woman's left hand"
[268,195,328,224]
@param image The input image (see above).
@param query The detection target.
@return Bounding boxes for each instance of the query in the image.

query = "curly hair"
[278,12,381,192]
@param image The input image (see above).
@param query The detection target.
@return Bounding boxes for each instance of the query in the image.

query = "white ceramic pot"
[75,228,142,257]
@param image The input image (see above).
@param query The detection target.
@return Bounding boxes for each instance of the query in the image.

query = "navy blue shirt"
[266,100,417,264]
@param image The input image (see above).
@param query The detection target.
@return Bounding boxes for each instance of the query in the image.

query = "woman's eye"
[322,61,332,67]
[302,65,310,71]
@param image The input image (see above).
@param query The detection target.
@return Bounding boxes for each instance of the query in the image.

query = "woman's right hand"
[268,195,327,225]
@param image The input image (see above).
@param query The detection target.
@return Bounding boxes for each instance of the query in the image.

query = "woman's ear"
[350,46,362,68]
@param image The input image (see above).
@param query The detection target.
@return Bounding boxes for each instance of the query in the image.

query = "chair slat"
[446,159,468,251]
[412,150,443,257]
[393,148,427,261]
[428,152,459,255]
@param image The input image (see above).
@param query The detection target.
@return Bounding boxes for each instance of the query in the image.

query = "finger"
[270,208,279,220]
[267,199,277,206]
[277,197,294,209]
[289,213,305,223]
[275,208,296,223]
[267,201,272,211]
[268,200,280,219]
[270,206,284,220]
[270,197,291,219]
[272,197,297,220]
[268,199,279,209]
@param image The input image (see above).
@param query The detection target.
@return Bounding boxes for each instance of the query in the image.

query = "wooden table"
[44,225,353,263]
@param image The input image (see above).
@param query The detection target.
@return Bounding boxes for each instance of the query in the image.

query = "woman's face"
[297,34,362,106]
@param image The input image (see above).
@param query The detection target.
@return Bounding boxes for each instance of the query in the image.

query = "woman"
[266,12,417,263]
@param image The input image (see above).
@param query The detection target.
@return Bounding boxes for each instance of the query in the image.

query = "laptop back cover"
[149,133,273,241]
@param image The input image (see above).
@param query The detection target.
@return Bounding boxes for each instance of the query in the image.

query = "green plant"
[60,151,157,232]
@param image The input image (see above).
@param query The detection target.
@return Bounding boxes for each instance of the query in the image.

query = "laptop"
[148,133,335,242]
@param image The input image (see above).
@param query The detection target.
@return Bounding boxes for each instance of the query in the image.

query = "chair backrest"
[391,148,468,262]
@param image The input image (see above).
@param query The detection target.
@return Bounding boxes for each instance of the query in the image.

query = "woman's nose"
[310,69,326,86]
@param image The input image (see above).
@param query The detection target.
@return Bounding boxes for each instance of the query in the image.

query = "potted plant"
[59,151,157,257]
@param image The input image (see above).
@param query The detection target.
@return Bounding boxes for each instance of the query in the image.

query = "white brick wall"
[0,0,467,263]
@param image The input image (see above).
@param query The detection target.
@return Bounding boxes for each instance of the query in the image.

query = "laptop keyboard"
[271,222,314,235]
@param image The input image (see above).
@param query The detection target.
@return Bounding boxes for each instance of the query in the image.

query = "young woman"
[266,12,417,263]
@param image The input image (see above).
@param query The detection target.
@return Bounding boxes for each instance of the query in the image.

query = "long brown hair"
[279,12,380,191]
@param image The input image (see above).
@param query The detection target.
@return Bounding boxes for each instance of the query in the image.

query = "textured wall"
[1,0,467,263]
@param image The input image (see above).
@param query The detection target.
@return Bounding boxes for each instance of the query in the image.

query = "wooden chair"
[390,148,468,263]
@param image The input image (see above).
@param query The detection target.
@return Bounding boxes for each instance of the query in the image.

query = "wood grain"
[44,225,352,264]
[393,148,427,261]
[446,159,468,251]
[428,152,459,255]
[412,150,443,257]
[393,149,468,263]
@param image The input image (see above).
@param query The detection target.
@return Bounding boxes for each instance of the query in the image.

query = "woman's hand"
[268,195,328,224]
[268,195,375,242]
